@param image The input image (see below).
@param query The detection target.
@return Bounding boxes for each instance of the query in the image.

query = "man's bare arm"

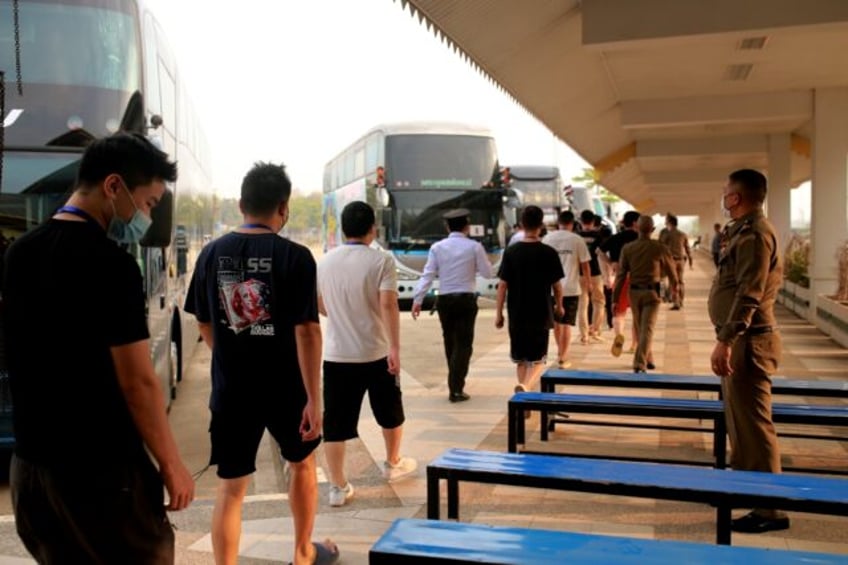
[198,321,213,349]
[111,340,194,510]
[379,290,401,374]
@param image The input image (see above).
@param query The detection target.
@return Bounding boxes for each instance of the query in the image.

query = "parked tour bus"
[0,0,214,452]
[322,122,515,306]
[503,165,564,227]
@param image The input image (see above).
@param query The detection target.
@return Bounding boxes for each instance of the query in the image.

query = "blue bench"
[541,369,848,397]
[370,518,846,564]
[426,448,848,545]
[540,370,848,441]
[509,392,848,474]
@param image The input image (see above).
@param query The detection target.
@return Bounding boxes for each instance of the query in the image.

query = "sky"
[144,0,589,198]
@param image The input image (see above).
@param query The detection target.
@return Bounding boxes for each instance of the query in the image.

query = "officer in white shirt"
[412,209,492,402]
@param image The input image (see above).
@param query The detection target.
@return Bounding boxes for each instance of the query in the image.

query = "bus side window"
[143,14,161,115]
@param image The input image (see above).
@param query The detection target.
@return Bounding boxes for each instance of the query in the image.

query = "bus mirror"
[376,187,390,208]
[140,188,174,248]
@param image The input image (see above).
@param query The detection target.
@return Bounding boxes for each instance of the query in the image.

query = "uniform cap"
[443,208,470,220]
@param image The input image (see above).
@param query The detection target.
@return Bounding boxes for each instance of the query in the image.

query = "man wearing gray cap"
[412,208,492,402]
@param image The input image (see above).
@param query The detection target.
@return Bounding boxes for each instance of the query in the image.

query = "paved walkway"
[1,253,846,563]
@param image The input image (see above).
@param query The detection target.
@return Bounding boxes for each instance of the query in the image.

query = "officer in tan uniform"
[662,214,692,310]
[709,168,788,534]
[613,216,678,373]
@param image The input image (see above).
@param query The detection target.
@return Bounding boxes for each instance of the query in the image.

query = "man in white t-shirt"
[317,202,417,508]
[542,210,591,368]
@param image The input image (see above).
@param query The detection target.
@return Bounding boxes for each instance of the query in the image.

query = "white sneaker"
[328,482,354,507]
[514,383,527,393]
[383,456,418,482]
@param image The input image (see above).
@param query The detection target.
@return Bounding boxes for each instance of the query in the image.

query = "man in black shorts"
[3,133,194,564]
[186,163,338,565]
[496,206,565,392]
[317,202,416,508]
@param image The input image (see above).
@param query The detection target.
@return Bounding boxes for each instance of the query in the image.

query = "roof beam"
[636,135,767,158]
[643,169,731,185]
[582,0,848,48]
[621,91,812,130]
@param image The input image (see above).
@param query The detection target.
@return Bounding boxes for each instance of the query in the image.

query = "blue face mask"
[108,180,153,244]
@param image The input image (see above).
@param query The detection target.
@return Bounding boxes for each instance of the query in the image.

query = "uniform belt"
[630,283,659,291]
[439,292,476,298]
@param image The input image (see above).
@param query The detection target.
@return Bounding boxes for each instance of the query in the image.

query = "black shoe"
[731,512,790,533]
[449,392,471,403]
[646,362,656,370]
[670,305,681,311]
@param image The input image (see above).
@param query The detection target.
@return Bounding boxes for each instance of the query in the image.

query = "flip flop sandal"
[288,541,340,565]
[311,541,340,565]
[611,334,625,357]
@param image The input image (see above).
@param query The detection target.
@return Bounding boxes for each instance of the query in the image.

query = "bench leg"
[447,479,459,520]
[541,409,549,441]
[517,408,526,448]
[714,416,727,470]
[508,404,517,453]
[427,468,440,520]
[716,505,732,545]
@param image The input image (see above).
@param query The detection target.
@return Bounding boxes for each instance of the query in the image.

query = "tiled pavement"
[1,252,845,563]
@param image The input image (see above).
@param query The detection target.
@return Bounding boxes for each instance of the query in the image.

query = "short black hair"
[446,215,469,232]
[341,201,375,238]
[714,223,722,230]
[622,210,640,228]
[666,214,678,227]
[521,206,544,230]
[580,210,595,224]
[76,132,177,190]
[593,215,603,227]
[558,210,575,226]
[729,169,768,204]
[240,162,292,216]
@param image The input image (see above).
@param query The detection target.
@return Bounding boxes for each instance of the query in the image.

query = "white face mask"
[108,180,153,244]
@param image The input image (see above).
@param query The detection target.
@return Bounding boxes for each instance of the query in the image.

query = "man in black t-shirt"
[496,206,564,393]
[185,163,338,565]
[2,134,194,563]
[599,210,641,357]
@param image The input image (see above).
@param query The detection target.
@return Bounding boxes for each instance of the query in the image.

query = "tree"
[572,167,620,204]
[572,167,600,189]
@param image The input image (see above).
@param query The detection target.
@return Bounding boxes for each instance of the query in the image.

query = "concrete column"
[698,201,724,256]
[766,133,792,250]
[811,88,848,305]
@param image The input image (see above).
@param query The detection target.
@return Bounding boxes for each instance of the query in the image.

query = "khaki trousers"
[579,275,605,337]
[721,332,783,473]
[674,259,686,307]
[721,332,784,518]
[629,289,660,370]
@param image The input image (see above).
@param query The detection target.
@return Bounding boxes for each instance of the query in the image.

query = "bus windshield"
[0,0,140,92]
[388,188,504,252]
[510,178,560,207]
[385,134,498,190]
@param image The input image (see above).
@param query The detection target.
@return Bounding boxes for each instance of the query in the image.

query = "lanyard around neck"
[56,205,100,227]
[241,223,274,231]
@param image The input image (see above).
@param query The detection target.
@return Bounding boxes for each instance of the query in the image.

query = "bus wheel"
[169,342,179,401]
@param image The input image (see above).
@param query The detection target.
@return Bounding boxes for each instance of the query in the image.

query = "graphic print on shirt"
[216,256,274,335]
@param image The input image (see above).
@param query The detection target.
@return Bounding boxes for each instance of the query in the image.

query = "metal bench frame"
[426,448,848,545]
[509,392,848,475]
